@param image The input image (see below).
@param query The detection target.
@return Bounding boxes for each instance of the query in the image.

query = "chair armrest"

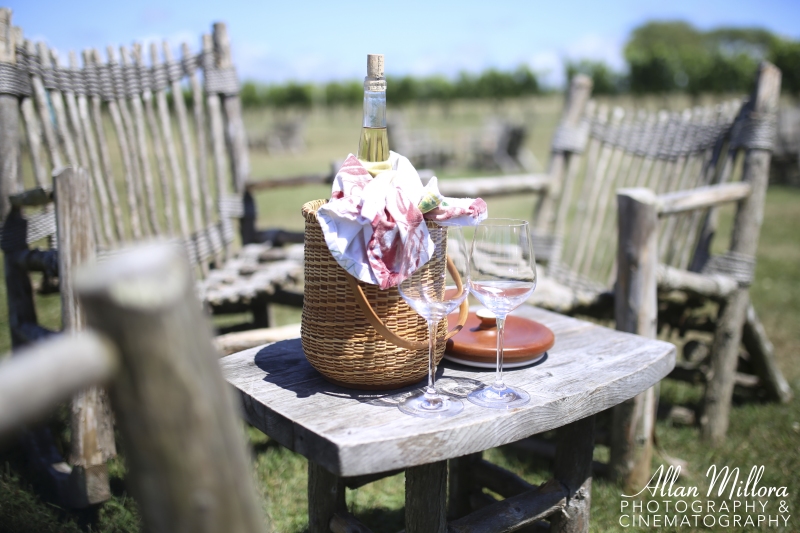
[0,332,116,437]
[657,182,752,216]
[245,172,332,192]
[246,171,555,199]
[246,161,340,192]
[657,264,739,300]
[10,187,53,208]
[437,173,553,198]
[214,323,301,356]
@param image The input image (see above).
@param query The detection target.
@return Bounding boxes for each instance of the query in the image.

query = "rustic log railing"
[0,333,116,438]
[437,173,552,199]
[0,242,269,532]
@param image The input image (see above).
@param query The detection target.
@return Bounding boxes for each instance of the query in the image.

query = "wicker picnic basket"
[301,199,467,390]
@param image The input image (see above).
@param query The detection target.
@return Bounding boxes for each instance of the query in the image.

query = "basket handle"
[346,256,470,350]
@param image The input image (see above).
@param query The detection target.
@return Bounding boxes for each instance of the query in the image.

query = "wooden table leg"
[447,452,481,519]
[406,460,447,533]
[551,415,595,533]
[308,461,346,533]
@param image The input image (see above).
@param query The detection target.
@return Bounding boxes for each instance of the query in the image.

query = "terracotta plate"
[444,310,555,368]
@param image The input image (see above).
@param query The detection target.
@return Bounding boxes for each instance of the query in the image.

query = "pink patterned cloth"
[317,152,487,289]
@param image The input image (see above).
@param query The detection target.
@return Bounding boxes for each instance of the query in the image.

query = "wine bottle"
[357,54,391,177]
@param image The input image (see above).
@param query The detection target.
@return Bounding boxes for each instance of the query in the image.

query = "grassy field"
[1,96,798,532]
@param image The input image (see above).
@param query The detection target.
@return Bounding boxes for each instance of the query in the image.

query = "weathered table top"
[221,306,675,477]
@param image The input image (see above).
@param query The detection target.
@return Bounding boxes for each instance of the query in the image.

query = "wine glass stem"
[493,315,506,390]
[425,319,438,397]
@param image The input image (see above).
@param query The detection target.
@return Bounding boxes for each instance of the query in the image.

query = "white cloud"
[524,33,626,88]
[528,50,563,88]
[401,50,489,79]
[564,33,626,70]
[233,41,361,83]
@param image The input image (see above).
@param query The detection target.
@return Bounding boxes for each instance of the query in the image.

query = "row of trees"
[239,21,800,108]
[568,23,799,96]
[240,66,540,108]
[620,22,799,95]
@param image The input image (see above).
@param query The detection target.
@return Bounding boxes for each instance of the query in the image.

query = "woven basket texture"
[301,199,447,390]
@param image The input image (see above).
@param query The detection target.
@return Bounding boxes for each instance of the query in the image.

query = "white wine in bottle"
[357,54,391,177]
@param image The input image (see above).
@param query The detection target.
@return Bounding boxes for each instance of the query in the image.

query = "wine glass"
[467,219,537,409]
[397,225,470,418]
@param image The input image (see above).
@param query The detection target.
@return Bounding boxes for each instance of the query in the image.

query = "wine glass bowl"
[468,219,537,409]
[396,225,470,418]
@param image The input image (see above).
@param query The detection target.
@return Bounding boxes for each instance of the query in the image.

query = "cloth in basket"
[316,152,487,289]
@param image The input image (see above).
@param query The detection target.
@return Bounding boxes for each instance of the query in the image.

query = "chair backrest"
[0,9,249,272]
[538,68,778,290]
[0,10,256,496]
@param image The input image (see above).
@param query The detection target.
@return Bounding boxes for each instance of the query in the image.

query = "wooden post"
[54,167,116,506]
[212,22,250,195]
[610,188,659,492]
[56,167,94,332]
[742,303,792,403]
[701,62,782,444]
[308,462,346,533]
[2,207,40,349]
[536,74,593,234]
[75,242,268,533]
[550,415,595,533]
[0,8,20,220]
[406,461,447,533]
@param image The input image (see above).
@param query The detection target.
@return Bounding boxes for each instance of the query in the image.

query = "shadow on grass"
[348,507,405,533]
[0,408,139,533]
[0,436,117,533]
[292,507,405,533]
[251,437,283,455]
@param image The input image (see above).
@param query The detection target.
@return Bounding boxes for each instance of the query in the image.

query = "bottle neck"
[362,89,386,128]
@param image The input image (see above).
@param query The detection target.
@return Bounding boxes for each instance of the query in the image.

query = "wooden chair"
[770,103,800,185]
[0,241,268,532]
[469,119,538,173]
[0,7,302,507]
[387,116,455,169]
[440,63,790,484]
[0,9,305,340]
[248,117,307,154]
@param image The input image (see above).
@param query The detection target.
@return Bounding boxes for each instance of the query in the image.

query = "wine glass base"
[398,392,464,418]
[467,385,530,409]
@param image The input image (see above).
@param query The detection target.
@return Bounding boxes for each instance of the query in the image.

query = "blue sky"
[7,0,800,87]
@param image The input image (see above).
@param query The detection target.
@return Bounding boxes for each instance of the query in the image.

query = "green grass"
[1,97,799,532]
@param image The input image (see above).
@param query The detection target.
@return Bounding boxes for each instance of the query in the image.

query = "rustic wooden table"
[221,305,675,533]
